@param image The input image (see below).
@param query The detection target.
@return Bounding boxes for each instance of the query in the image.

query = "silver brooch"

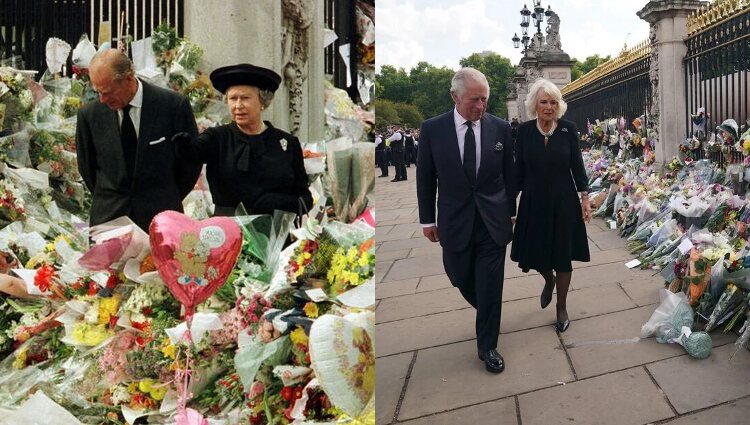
[280,138,288,151]
[494,141,503,151]
[561,128,569,133]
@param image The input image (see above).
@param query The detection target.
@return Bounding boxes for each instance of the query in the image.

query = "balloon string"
[176,316,194,413]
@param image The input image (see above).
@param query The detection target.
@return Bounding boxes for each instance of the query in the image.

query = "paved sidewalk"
[375,166,750,425]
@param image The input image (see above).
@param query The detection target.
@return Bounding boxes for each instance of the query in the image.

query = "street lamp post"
[511,0,553,54]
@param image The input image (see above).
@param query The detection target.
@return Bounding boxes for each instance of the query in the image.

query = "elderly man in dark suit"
[76,49,201,231]
[417,67,516,374]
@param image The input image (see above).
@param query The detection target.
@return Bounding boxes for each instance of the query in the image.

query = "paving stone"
[407,244,443,258]
[377,216,420,226]
[378,237,436,253]
[376,225,394,235]
[503,273,549,302]
[376,260,394,283]
[568,261,642,290]
[376,230,417,243]
[398,327,573,420]
[647,344,750,414]
[517,367,674,425]
[376,287,468,323]
[376,249,412,262]
[375,353,413,425]
[388,223,420,236]
[382,255,445,282]
[501,284,637,333]
[586,247,636,267]
[376,308,475,357]
[376,278,419,300]
[563,305,685,378]
[378,207,417,222]
[619,275,664,306]
[588,229,629,250]
[416,274,453,292]
[658,396,750,425]
[399,398,518,425]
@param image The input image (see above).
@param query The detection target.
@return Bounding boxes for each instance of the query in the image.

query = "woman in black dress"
[174,63,312,217]
[510,78,591,332]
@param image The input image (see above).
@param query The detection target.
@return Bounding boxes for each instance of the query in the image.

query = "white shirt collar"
[129,79,144,108]
[454,108,480,129]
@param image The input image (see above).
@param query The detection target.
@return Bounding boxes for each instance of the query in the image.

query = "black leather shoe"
[390,178,399,182]
[477,349,505,374]
[378,175,388,178]
[540,276,555,309]
[555,319,570,332]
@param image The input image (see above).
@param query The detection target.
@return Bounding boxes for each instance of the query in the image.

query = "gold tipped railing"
[687,0,750,36]
[561,40,651,97]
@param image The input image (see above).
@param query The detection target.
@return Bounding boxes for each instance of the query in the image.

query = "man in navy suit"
[417,67,516,374]
[76,49,201,231]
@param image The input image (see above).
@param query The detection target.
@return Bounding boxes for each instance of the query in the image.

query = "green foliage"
[571,54,611,81]
[393,102,423,130]
[377,52,515,122]
[459,53,515,118]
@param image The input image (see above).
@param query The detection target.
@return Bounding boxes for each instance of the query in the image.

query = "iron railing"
[562,44,651,135]
[0,0,183,75]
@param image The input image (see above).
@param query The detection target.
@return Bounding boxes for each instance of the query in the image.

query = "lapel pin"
[494,140,503,151]
[280,138,288,151]
[562,128,569,132]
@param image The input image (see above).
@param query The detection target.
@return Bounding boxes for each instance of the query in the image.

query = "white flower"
[110,385,131,405]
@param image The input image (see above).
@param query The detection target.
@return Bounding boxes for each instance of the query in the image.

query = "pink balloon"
[149,211,242,316]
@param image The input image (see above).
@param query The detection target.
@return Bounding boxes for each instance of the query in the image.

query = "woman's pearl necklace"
[536,120,556,145]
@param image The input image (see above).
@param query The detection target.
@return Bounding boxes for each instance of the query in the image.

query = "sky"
[376,0,651,71]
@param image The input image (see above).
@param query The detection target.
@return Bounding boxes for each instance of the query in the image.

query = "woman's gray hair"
[450,67,490,98]
[525,78,567,119]
[258,89,274,109]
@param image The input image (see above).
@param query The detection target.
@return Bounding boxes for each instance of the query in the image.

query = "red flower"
[280,386,294,402]
[142,307,153,316]
[88,281,99,296]
[34,265,56,292]
[105,272,119,289]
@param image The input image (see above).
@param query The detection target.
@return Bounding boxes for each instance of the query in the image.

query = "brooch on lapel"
[561,128,569,133]
[280,138,288,151]
[494,140,504,151]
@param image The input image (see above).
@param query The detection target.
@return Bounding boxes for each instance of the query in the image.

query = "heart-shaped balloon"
[149,211,242,316]
[309,314,374,417]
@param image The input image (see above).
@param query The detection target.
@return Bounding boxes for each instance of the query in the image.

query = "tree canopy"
[376,52,515,129]
[571,54,611,81]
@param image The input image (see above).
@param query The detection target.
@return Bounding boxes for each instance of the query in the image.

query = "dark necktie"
[121,105,137,183]
[463,120,476,184]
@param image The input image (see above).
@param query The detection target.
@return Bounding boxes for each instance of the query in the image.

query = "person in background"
[375,131,388,178]
[76,49,201,231]
[404,128,416,168]
[511,78,591,333]
[173,63,312,218]
[387,123,407,182]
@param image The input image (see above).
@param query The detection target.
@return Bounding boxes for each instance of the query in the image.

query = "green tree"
[571,54,611,81]
[408,62,455,119]
[374,99,400,131]
[376,65,411,104]
[459,53,515,118]
[393,102,424,129]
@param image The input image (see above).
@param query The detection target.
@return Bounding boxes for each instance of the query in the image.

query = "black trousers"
[442,210,506,351]
[392,149,406,180]
[405,146,416,167]
[375,150,388,176]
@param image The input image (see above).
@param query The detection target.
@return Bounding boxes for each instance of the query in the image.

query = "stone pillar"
[637,0,704,165]
[183,0,324,142]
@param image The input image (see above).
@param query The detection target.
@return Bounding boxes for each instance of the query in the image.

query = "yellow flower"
[72,323,111,346]
[303,252,312,260]
[98,295,121,325]
[303,302,319,318]
[161,340,177,360]
[290,326,308,347]
[12,347,27,369]
[127,382,138,393]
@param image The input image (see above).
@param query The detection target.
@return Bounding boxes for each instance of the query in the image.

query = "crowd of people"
[374,124,419,181]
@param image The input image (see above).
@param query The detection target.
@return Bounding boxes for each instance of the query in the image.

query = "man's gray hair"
[525,78,567,119]
[450,67,490,98]
[89,49,134,81]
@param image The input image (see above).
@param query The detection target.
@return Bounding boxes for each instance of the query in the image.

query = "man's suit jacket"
[76,81,201,230]
[417,111,517,251]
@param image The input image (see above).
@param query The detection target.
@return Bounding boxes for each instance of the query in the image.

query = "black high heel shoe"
[555,306,570,332]
[540,277,555,309]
